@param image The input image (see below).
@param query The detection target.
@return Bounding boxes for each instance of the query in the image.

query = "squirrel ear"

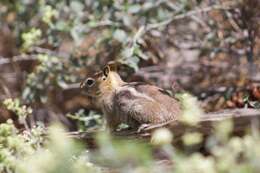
[103,65,110,77]
[107,61,117,70]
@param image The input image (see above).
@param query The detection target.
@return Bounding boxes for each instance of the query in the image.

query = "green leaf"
[128,4,141,14]
[70,1,84,13]
[125,56,140,71]
[113,29,128,43]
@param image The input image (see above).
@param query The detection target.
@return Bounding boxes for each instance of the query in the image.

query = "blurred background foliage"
[0,0,260,172]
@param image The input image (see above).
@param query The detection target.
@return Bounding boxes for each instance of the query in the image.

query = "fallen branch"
[0,47,69,66]
[140,108,260,139]
[67,108,260,144]
[0,54,38,65]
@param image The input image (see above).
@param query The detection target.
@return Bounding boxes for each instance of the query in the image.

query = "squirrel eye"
[86,78,95,87]
[102,76,106,80]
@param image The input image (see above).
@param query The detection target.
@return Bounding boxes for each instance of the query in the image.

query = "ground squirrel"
[80,63,181,132]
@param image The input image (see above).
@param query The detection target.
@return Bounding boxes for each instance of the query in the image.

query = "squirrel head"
[80,63,125,98]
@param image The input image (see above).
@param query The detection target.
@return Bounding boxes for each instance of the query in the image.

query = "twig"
[224,10,242,33]
[133,26,145,45]
[0,54,38,65]
[90,20,121,28]
[146,1,237,31]
[0,46,69,66]
[0,78,11,98]
[190,15,211,32]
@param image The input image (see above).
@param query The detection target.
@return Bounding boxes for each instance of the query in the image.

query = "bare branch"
[0,54,38,65]
[146,1,238,31]
[65,108,260,141]
[0,47,70,66]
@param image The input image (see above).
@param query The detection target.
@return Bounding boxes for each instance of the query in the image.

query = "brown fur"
[81,65,181,131]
